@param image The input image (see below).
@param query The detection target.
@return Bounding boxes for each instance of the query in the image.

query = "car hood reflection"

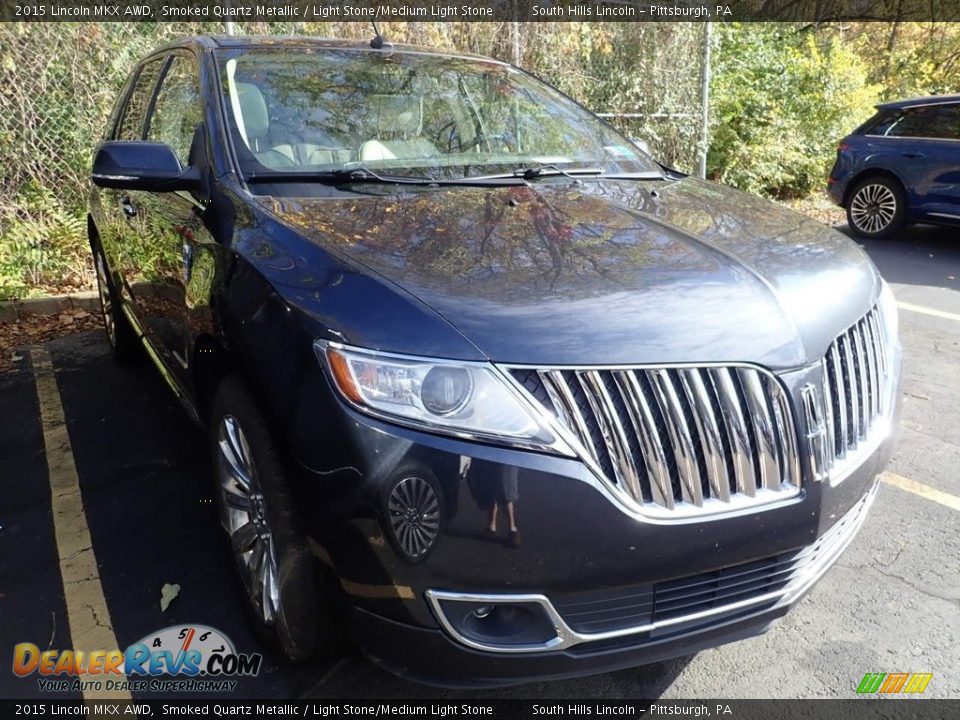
[261,177,880,368]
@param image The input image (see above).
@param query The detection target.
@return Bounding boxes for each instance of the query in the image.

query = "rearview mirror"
[91,141,201,192]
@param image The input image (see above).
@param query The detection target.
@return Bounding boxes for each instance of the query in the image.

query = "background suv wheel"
[846,175,907,239]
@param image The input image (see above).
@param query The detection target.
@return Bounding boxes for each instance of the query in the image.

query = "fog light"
[427,592,563,651]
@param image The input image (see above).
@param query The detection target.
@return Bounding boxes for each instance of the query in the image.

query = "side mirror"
[91,141,201,192]
[629,137,652,156]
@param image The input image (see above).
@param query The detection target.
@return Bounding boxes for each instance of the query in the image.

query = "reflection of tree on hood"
[273,182,706,303]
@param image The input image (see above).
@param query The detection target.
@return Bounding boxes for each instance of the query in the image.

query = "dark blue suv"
[829,95,960,238]
[87,36,901,685]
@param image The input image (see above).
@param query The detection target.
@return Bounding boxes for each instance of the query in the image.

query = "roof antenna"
[370,22,391,50]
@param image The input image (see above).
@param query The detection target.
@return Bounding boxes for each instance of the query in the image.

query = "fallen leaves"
[0,307,103,373]
[778,196,846,227]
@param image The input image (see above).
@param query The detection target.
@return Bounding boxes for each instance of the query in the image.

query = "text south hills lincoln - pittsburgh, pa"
[531,4,732,18]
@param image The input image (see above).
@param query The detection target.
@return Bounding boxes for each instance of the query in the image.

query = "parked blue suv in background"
[829,94,960,238]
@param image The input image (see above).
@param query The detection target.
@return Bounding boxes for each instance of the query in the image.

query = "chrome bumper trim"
[426,482,878,654]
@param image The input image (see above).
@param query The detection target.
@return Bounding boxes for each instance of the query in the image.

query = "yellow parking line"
[882,471,960,512]
[30,348,131,702]
[897,302,960,323]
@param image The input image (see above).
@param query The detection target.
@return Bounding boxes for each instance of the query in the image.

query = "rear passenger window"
[884,105,960,140]
[115,59,164,141]
[920,105,960,140]
[861,111,898,136]
[885,109,928,138]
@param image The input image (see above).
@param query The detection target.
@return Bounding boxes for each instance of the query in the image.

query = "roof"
[158,35,503,64]
[877,94,960,110]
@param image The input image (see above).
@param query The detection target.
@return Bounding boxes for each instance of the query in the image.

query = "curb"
[0,291,99,323]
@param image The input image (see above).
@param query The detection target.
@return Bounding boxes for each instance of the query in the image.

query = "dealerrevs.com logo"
[13,625,262,693]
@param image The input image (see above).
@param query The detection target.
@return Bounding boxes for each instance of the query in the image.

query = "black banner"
[3,0,960,23]
[2,700,959,719]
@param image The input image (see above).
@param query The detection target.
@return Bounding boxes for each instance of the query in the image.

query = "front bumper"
[355,483,878,687]
[286,342,900,686]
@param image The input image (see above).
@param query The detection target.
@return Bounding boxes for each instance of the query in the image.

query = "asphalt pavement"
[1,223,958,700]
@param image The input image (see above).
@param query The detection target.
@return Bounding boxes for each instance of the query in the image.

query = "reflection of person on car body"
[462,460,522,548]
[487,466,521,548]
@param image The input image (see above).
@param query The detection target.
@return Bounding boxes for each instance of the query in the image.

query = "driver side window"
[115,59,164,141]
[146,55,203,167]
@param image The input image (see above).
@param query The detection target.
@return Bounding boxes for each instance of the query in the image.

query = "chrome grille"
[510,365,801,517]
[813,305,893,478]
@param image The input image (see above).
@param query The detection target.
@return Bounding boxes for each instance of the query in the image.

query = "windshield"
[217,47,658,181]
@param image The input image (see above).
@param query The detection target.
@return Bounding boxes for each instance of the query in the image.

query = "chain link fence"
[0,21,707,298]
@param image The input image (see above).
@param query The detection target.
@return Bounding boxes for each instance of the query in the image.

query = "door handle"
[901,152,925,159]
[119,196,138,218]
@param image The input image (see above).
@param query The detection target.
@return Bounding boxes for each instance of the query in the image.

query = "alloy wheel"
[217,415,282,625]
[94,253,116,347]
[850,183,897,235]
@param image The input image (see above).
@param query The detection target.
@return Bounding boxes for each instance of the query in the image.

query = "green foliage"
[0,184,88,299]
[844,23,960,100]
[709,24,881,198]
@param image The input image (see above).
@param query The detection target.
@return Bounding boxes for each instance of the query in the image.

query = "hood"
[259,178,880,368]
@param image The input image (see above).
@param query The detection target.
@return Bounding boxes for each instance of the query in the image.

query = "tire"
[210,375,333,662]
[845,175,908,239]
[92,240,140,362]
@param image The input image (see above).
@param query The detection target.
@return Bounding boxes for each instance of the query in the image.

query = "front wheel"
[92,241,139,362]
[845,176,907,239]
[210,376,333,662]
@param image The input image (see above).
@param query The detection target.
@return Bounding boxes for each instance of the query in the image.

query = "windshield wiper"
[468,165,665,182]
[245,167,440,186]
[246,166,527,187]
[244,164,664,187]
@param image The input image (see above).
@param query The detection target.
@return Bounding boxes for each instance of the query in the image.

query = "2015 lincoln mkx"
[88,36,902,686]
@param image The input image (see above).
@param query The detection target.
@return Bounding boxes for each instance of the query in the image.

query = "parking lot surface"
[2,224,958,699]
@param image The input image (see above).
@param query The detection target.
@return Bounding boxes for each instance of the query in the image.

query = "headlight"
[314,341,567,453]
[878,279,899,343]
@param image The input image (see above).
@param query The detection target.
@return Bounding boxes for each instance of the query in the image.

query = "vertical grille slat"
[511,363,801,517]
[862,319,881,422]
[649,369,704,507]
[578,371,645,503]
[809,305,894,480]
[820,358,836,464]
[770,378,801,487]
[709,368,757,498]
[869,309,888,378]
[611,372,675,509]
[739,370,783,492]
[679,369,731,502]
[829,343,849,457]
[840,333,860,445]
[541,371,594,457]
[851,323,870,439]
